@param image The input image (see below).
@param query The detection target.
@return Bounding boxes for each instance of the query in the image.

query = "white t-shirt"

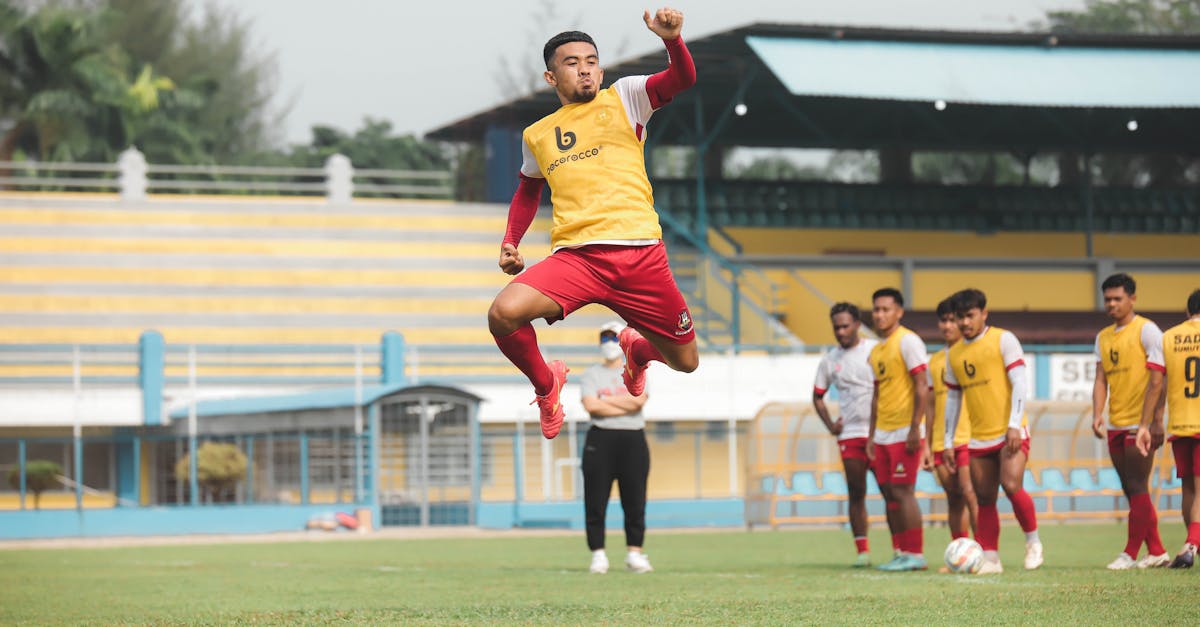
[814,338,879,441]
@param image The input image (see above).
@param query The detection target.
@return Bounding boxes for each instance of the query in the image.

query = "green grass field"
[1,523,1194,625]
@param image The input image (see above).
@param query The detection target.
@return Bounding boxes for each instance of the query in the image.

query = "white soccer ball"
[943,537,984,574]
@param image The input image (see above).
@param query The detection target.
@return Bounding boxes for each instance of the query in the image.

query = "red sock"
[976,504,1000,551]
[951,530,969,540]
[1142,494,1166,555]
[902,527,923,555]
[1187,522,1200,546]
[493,324,552,395]
[1125,494,1147,558]
[629,334,663,367]
[1009,489,1038,533]
[854,536,869,554]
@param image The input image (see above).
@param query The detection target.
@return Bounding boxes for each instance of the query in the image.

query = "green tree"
[0,3,131,161]
[1045,0,1200,34]
[0,0,280,165]
[7,459,63,510]
[175,442,248,503]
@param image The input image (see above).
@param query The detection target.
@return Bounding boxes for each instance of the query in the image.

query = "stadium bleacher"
[0,192,624,348]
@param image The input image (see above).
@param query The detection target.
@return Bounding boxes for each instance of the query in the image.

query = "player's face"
[830,311,860,349]
[1103,287,1135,323]
[956,307,988,339]
[938,313,962,344]
[872,296,903,335]
[545,42,602,104]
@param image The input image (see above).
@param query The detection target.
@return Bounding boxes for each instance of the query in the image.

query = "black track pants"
[581,427,650,551]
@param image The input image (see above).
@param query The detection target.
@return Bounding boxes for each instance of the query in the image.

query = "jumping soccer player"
[866,288,930,572]
[487,8,698,439]
[1137,288,1200,569]
[928,297,978,549]
[813,302,879,567]
[943,288,1042,574]
[1091,273,1169,569]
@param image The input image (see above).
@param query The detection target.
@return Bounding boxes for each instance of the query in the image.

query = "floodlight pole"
[188,345,199,506]
[72,345,83,511]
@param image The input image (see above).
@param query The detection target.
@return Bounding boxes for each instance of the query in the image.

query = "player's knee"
[1000,477,1023,495]
[669,348,699,373]
[487,299,520,336]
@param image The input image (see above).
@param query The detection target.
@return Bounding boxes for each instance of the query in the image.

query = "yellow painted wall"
[912,270,1095,311]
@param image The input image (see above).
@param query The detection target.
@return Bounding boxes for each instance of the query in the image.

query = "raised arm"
[643,8,696,108]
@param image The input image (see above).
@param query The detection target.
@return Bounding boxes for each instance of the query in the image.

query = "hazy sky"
[215,0,1084,145]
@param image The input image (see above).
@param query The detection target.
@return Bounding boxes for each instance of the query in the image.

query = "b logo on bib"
[554,127,576,151]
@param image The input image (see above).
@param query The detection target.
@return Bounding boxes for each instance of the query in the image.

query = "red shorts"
[1106,429,1138,456]
[873,440,923,485]
[933,445,970,470]
[513,242,695,344]
[970,437,1032,458]
[1172,436,1200,479]
[839,437,869,462]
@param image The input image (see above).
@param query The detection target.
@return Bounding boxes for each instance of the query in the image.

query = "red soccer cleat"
[533,360,569,439]
[618,327,648,396]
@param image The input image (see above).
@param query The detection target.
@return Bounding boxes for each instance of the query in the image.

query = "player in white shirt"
[814,302,880,567]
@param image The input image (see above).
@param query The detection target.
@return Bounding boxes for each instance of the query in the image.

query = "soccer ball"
[943,537,984,574]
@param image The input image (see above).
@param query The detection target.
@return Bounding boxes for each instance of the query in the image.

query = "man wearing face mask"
[580,321,652,574]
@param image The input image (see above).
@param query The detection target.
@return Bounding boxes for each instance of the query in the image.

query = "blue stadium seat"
[1040,469,1071,492]
[821,472,848,496]
[1069,469,1100,492]
[1158,474,1183,490]
[866,476,881,496]
[915,471,940,494]
[1023,469,1041,491]
[1097,468,1122,491]
[791,471,822,496]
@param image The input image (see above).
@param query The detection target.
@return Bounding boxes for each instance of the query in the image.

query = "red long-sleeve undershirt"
[501,36,696,248]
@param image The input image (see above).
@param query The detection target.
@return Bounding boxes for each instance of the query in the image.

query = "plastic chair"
[821,472,848,496]
[915,471,940,494]
[1069,468,1100,492]
[1096,468,1123,491]
[791,471,822,497]
[1040,468,1071,492]
[1023,469,1042,491]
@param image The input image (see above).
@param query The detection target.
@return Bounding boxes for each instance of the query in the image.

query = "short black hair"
[829,302,860,320]
[951,288,988,314]
[936,297,955,318]
[543,31,596,69]
[1101,273,1136,296]
[872,287,904,308]
[1188,288,1200,316]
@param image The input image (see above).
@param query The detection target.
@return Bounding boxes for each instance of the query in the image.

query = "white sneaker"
[625,551,653,573]
[1106,552,1137,570]
[1024,540,1044,570]
[1136,552,1171,569]
[976,557,1004,574]
[589,551,609,574]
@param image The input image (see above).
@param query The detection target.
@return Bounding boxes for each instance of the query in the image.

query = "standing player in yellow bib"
[866,288,930,572]
[928,297,977,549]
[1091,273,1169,569]
[1137,289,1200,568]
[942,289,1042,574]
[487,9,699,440]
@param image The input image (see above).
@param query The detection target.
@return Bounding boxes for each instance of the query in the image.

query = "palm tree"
[0,4,131,163]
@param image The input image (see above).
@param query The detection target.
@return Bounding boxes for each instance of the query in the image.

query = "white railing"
[0,147,454,202]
